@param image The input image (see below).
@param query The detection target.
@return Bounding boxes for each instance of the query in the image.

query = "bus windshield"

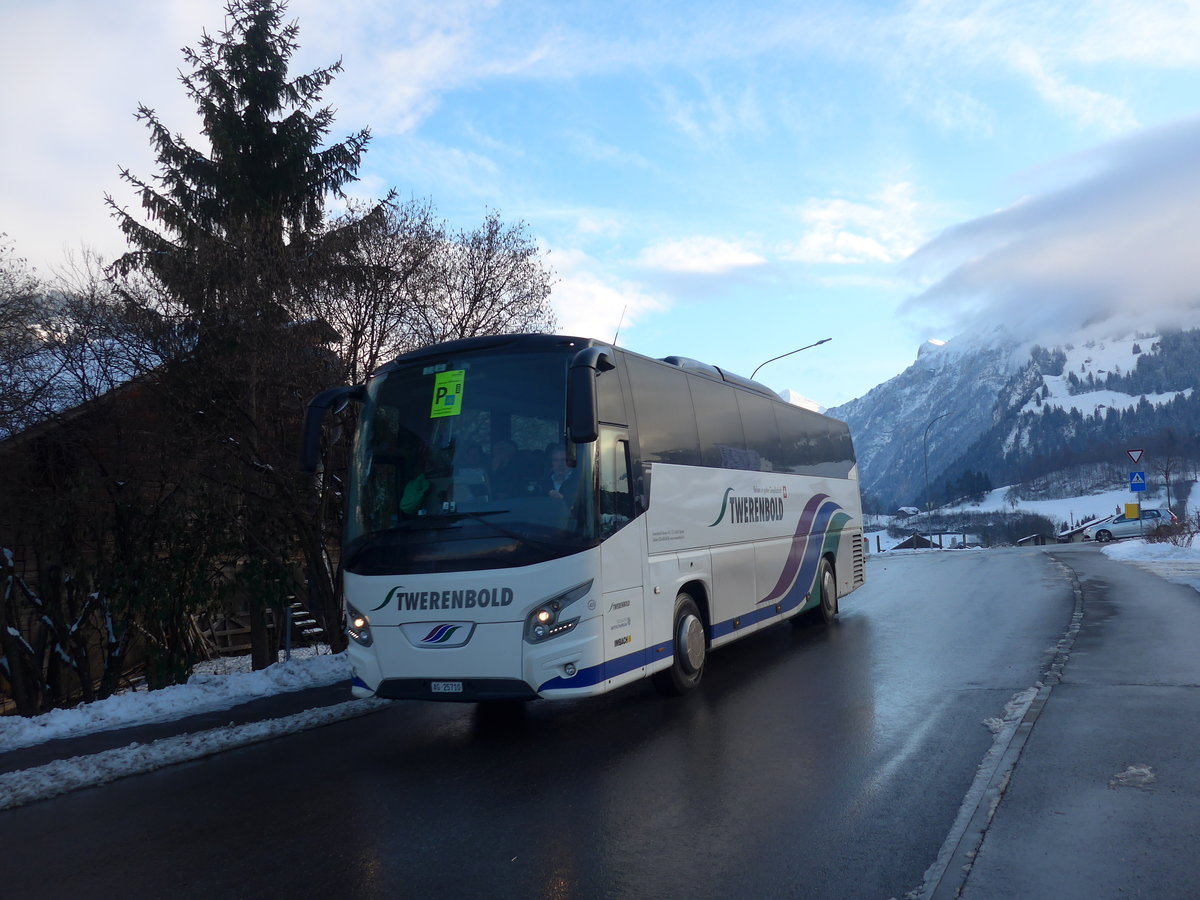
[344,349,597,575]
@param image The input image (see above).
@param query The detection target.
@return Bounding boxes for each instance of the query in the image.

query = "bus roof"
[375,333,793,408]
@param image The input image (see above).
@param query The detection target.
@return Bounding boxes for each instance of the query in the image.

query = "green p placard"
[430,369,465,418]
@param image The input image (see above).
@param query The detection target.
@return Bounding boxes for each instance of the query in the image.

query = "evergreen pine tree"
[105,0,382,670]
[107,0,374,328]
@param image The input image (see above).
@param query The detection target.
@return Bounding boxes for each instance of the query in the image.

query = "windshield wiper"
[342,520,463,568]
[442,510,560,555]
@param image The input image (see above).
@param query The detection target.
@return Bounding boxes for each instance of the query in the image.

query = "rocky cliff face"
[828,328,1025,509]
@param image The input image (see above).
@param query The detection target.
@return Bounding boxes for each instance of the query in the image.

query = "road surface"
[6,545,1190,898]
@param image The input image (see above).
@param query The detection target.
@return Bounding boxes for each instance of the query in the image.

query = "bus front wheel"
[653,592,706,696]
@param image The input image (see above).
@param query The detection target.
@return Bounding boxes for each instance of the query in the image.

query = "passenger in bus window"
[545,445,578,505]
[490,439,522,497]
[456,441,489,498]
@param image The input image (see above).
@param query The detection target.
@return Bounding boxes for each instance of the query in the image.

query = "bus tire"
[792,558,838,627]
[653,592,706,696]
[817,558,838,624]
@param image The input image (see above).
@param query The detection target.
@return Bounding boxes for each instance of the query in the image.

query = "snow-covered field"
[865,478,1196,554]
[940,484,1182,529]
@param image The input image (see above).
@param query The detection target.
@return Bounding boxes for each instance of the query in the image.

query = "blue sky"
[5,0,1200,406]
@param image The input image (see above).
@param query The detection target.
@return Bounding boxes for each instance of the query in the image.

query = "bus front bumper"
[346,615,607,701]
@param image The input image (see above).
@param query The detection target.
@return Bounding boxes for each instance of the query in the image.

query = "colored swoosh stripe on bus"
[707,487,735,527]
[759,493,836,604]
[421,624,462,644]
[767,507,850,614]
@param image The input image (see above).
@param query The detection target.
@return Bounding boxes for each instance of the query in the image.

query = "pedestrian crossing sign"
[1129,471,1146,492]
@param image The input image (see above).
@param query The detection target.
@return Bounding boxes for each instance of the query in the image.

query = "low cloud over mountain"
[903,116,1200,342]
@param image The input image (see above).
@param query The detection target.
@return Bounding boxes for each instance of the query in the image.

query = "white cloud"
[656,77,766,147]
[784,182,924,265]
[1007,44,1137,134]
[550,249,669,340]
[1071,0,1200,67]
[886,1,1150,134]
[565,132,656,171]
[903,115,1200,338]
[0,1,212,267]
[292,0,549,137]
[636,236,766,274]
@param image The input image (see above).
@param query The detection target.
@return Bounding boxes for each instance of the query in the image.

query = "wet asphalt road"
[0,547,1111,898]
[961,546,1200,899]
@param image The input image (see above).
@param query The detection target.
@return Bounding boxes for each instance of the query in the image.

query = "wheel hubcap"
[679,614,705,673]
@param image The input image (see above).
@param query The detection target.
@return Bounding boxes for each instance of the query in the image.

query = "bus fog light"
[564,663,577,677]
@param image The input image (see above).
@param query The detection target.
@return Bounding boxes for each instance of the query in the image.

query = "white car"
[1083,508,1178,542]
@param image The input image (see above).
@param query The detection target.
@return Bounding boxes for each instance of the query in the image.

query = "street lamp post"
[923,412,952,542]
[750,338,832,380]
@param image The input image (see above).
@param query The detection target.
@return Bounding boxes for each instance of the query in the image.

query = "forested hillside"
[934,328,1200,502]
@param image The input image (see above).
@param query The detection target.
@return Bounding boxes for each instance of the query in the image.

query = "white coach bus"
[300,334,865,701]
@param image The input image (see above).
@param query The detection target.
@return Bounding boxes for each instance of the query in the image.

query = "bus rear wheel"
[794,558,838,627]
[653,592,706,696]
[817,558,838,624]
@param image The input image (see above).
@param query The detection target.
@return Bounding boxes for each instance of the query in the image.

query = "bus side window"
[624,357,701,467]
[736,391,783,472]
[598,364,627,426]
[599,429,634,536]
[689,377,748,470]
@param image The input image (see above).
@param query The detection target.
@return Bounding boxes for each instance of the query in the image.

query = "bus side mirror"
[567,348,613,444]
[299,384,365,474]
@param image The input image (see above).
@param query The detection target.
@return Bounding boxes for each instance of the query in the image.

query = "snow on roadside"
[0,697,389,811]
[0,648,349,753]
[1102,539,1200,593]
[1102,540,1200,562]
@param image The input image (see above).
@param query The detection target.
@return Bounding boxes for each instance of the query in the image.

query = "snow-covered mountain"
[830,323,1200,510]
[777,388,823,412]
[828,326,1024,508]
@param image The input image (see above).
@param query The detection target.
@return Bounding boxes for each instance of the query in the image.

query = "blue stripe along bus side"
[538,640,673,693]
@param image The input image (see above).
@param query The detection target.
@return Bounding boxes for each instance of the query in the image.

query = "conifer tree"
[106,0,382,669]
[107,0,374,329]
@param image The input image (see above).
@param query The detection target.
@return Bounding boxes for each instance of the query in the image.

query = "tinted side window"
[689,377,747,469]
[775,405,856,477]
[626,357,701,466]
[598,364,627,425]
[736,392,783,472]
[775,405,811,472]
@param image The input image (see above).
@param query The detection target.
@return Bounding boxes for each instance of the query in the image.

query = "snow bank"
[1102,541,1200,562]
[0,648,349,753]
[1101,539,1200,593]
[0,697,388,811]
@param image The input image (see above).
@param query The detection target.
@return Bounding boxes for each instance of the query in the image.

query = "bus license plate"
[431,681,463,694]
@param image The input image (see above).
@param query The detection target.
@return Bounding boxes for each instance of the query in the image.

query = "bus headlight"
[524,580,593,644]
[346,601,374,647]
